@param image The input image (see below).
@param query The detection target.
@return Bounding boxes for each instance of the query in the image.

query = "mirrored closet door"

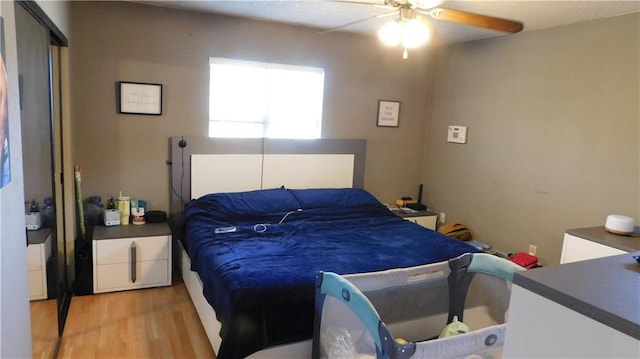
[15,1,70,357]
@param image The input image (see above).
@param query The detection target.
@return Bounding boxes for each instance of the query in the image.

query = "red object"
[509,252,539,269]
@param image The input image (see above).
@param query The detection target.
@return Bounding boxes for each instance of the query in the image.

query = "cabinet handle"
[130,242,137,283]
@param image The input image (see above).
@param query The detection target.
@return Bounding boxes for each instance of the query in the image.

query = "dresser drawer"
[95,235,169,265]
[28,270,45,299]
[27,244,42,270]
[560,233,626,264]
[94,259,170,293]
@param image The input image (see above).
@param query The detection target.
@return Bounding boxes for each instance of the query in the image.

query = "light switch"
[447,125,467,144]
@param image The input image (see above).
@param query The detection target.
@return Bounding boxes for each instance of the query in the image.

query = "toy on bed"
[313,253,524,359]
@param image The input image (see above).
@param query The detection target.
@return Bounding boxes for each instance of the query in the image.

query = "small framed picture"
[118,81,162,115]
[377,100,400,127]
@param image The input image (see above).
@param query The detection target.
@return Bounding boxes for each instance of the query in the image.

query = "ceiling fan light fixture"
[378,20,402,46]
[402,18,430,49]
[378,16,430,50]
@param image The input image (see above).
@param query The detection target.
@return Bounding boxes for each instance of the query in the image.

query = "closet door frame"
[17,0,69,339]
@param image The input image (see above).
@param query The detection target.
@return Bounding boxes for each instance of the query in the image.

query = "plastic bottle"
[118,191,130,225]
[107,197,116,210]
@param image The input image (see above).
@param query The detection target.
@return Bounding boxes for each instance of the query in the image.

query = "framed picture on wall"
[377,100,400,127]
[118,81,163,115]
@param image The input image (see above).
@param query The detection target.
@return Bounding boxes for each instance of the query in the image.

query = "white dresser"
[27,229,52,300]
[561,226,640,264]
[504,253,640,358]
[92,223,172,293]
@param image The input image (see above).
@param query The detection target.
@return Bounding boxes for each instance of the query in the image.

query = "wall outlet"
[439,212,446,224]
[529,244,537,256]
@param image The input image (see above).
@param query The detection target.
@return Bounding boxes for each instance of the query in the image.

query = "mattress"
[184,187,478,358]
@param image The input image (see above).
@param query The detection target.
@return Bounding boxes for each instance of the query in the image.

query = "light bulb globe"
[378,21,402,47]
[402,19,429,49]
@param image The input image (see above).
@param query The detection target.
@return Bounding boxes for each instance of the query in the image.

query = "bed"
[169,137,479,359]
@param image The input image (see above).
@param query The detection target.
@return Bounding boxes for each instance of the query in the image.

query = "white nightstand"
[92,223,172,294]
[396,210,438,230]
[27,229,52,301]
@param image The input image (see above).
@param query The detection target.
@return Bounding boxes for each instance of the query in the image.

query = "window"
[209,58,324,139]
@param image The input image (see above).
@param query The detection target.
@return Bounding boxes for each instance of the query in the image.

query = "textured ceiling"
[135,0,640,45]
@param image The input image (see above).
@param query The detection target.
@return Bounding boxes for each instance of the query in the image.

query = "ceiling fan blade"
[331,0,398,10]
[426,7,523,33]
[319,11,398,34]
[331,0,388,4]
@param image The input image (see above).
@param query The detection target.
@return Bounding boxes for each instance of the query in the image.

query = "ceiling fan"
[321,0,524,58]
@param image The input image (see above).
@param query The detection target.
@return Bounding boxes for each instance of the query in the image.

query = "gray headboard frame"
[168,136,366,241]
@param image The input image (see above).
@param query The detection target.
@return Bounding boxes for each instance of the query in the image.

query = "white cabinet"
[397,210,438,230]
[505,284,639,358]
[92,223,172,294]
[560,227,639,264]
[27,230,52,300]
[403,215,437,230]
[504,254,639,358]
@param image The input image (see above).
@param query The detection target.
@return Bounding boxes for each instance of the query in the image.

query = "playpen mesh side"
[316,254,520,359]
[318,295,377,359]
[344,261,453,342]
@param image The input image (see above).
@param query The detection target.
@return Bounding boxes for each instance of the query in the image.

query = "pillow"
[194,187,300,217]
[288,188,382,209]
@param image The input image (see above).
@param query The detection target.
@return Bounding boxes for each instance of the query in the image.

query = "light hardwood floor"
[30,298,59,359]
[56,275,215,358]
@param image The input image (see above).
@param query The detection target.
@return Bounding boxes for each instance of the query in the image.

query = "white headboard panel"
[191,154,263,198]
[191,154,355,198]
[262,154,354,189]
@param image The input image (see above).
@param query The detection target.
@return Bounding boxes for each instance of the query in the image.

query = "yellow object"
[438,315,469,338]
[395,338,408,344]
[438,223,472,241]
[118,193,130,225]
[395,199,405,206]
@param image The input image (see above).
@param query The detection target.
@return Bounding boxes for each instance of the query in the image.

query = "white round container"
[604,214,635,235]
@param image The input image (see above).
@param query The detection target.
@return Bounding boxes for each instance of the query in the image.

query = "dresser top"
[27,227,52,245]
[93,222,171,240]
[566,226,640,252]
[514,252,640,340]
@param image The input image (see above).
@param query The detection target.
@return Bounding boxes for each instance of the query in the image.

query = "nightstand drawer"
[95,235,169,265]
[94,259,169,293]
[404,215,437,230]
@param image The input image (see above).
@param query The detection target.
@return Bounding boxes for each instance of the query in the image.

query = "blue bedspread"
[184,188,477,358]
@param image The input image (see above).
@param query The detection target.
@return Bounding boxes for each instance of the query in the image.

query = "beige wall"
[69,2,639,265]
[422,13,640,265]
[68,1,433,210]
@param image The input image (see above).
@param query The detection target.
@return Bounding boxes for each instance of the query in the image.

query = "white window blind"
[209,58,324,138]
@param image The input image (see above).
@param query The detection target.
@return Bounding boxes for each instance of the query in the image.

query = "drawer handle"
[130,243,137,283]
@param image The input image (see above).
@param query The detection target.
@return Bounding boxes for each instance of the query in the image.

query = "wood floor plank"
[30,298,58,359]
[56,273,216,358]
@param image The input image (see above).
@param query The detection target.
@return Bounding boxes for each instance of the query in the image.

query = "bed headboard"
[169,137,366,236]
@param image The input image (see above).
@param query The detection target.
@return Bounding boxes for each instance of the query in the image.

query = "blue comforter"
[184,188,477,358]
